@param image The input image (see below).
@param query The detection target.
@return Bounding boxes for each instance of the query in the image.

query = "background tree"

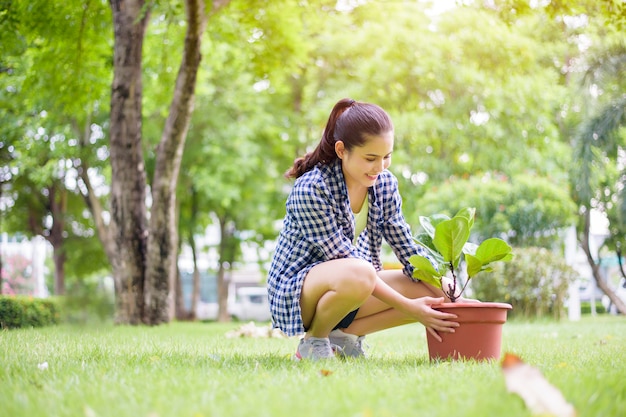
[274,1,574,208]
[99,0,216,324]
[415,174,577,248]
[102,0,307,323]
[170,0,312,321]
[571,86,626,313]
[0,0,111,295]
[3,0,625,322]
[520,0,626,313]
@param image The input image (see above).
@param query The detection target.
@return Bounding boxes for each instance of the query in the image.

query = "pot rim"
[431,301,512,310]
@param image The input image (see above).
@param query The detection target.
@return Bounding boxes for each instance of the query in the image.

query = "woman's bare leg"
[342,269,448,336]
[300,258,378,338]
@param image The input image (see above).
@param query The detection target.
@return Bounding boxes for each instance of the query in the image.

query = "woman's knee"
[300,258,377,324]
[303,258,377,299]
[336,258,377,297]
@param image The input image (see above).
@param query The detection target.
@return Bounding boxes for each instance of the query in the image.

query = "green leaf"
[465,253,483,278]
[430,213,452,228]
[432,217,470,267]
[408,254,440,277]
[409,254,444,288]
[454,207,475,229]
[413,232,434,250]
[413,234,446,265]
[418,216,436,239]
[413,272,443,289]
[475,238,513,264]
[411,272,443,289]
[502,253,514,262]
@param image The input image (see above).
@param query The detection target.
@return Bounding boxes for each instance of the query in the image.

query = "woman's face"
[336,131,394,190]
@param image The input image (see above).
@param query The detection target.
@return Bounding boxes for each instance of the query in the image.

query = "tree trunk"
[217,215,236,322]
[108,0,150,324]
[143,0,207,325]
[187,186,200,321]
[174,267,186,320]
[48,185,67,295]
[51,246,66,295]
[189,231,200,321]
[216,260,230,322]
[217,216,229,322]
[104,0,232,324]
[580,209,626,314]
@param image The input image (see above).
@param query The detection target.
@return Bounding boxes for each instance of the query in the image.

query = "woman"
[267,98,459,360]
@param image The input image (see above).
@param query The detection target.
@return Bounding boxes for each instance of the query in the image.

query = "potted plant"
[409,207,514,361]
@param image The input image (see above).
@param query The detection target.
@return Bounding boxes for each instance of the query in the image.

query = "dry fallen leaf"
[225,322,287,339]
[501,353,576,417]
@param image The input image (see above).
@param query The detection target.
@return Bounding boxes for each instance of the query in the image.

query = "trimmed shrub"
[470,247,577,320]
[0,297,25,328]
[580,301,607,315]
[0,296,60,329]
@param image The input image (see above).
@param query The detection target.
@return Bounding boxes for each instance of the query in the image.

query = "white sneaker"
[295,337,336,361]
[329,329,367,358]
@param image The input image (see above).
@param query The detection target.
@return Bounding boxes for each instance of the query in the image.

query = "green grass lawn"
[1,316,625,417]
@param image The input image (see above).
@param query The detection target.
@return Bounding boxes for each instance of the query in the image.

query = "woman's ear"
[335,141,345,159]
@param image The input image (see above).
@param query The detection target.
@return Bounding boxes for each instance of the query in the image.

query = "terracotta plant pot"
[426,302,512,361]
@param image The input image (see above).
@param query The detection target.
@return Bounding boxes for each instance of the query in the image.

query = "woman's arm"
[376,173,436,275]
[371,276,459,341]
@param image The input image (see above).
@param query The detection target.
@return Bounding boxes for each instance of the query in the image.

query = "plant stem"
[448,262,458,302]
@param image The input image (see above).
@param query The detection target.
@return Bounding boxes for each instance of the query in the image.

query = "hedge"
[0,296,60,329]
[470,247,577,320]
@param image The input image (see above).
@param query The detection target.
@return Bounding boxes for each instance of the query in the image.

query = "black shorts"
[334,309,359,330]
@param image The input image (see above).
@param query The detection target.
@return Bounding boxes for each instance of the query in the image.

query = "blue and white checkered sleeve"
[289,179,358,260]
[380,175,437,279]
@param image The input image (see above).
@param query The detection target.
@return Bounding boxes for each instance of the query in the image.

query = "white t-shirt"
[353,193,369,244]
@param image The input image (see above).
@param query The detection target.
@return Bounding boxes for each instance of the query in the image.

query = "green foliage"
[471,247,577,320]
[60,278,114,324]
[580,301,607,315]
[414,174,577,247]
[567,30,626,257]
[63,234,110,283]
[18,0,112,120]
[0,0,112,293]
[410,207,513,301]
[0,296,60,329]
[2,0,624,319]
[172,0,313,274]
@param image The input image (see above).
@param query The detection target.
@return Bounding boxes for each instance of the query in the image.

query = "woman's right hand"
[408,296,459,342]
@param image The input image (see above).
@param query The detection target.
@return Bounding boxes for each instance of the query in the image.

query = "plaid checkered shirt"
[267,159,432,336]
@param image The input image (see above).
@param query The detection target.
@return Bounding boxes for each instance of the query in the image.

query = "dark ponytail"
[285,98,392,179]
[285,98,354,178]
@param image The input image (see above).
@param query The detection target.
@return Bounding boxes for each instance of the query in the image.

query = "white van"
[229,286,271,322]
[195,286,271,322]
